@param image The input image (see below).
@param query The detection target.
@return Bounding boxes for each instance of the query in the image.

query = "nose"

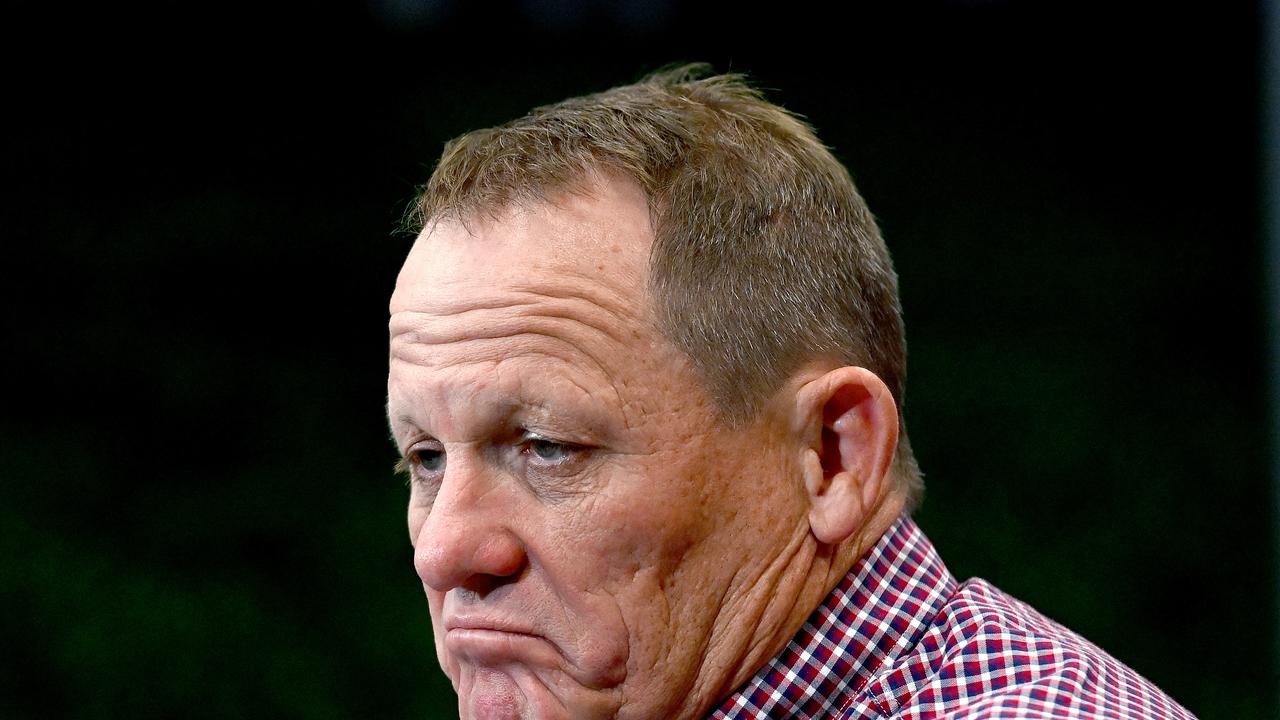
[412,460,527,595]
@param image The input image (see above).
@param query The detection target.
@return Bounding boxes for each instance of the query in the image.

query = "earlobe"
[796,367,899,546]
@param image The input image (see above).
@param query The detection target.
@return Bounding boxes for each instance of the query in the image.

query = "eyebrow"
[386,391,616,447]
[387,395,537,433]
[391,412,421,431]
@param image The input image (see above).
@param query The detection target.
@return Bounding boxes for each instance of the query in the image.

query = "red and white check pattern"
[710,516,1196,719]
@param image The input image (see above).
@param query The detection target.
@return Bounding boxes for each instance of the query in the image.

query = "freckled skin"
[387,179,832,719]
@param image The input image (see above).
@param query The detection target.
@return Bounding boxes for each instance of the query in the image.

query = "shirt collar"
[710,515,956,719]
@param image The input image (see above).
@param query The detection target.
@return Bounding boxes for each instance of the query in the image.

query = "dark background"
[3,1,1272,717]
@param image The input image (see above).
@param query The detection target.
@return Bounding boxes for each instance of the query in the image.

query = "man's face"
[387,178,809,719]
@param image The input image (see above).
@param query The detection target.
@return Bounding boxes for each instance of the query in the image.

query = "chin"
[448,653,637,720]
[433,606,633,718]
[455,664,606,720]
[458,668,538,720]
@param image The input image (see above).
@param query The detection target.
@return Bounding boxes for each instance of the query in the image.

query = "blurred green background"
[3,1,1272,718]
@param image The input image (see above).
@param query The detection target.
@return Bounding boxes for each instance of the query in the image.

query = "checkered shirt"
[710,516,1196,719]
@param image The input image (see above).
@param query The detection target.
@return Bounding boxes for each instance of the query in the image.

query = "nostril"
[461,568,526,596]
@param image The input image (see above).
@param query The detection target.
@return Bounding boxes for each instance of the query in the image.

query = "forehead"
[388,178,678,437]
[389,179,652,318]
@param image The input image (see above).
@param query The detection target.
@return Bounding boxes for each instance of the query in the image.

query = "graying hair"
[410,64,923,509]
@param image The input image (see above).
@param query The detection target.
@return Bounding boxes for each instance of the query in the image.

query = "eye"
[415,447,446,472]
[521,433,584,467]
[400,441,445,483]
[529,437,572,463]
[512,432,596,496]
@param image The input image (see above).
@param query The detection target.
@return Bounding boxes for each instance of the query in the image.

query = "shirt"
[710,516,1196,719]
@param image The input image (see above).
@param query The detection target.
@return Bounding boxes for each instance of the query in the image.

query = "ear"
[794,367,899,546]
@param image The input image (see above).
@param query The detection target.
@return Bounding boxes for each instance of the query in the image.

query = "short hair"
[409,64,923,509]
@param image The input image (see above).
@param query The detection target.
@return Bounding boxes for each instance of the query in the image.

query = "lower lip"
[446,628,556,665]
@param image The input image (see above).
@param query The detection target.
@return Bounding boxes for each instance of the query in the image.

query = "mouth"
[444,618,558,667]
[446,616,540,636]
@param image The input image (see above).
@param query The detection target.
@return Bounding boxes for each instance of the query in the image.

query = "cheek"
[531,477,706,650]
[556,464,720,622]
[569,471,706,579]
[584,434,800,592]
[407,505,426,544]
[545,474,752,696]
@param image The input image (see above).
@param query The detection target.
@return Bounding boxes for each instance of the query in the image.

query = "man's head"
[387,66,919,719]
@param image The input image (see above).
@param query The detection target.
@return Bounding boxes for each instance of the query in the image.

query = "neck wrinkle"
[672,520,819,720]
[670,488,909,720]
[702,488,909,719]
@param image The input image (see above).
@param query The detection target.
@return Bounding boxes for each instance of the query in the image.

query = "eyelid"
[520,427,592,447]
[400,438,445,471]
[519,432,591,473]
[407,437,444,452]
[522,430,565,444]
[521,431,585,455]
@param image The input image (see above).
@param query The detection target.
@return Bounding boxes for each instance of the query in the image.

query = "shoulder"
[845,578,1197,720]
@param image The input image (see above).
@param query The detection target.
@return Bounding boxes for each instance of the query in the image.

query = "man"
[386,66,1194,719]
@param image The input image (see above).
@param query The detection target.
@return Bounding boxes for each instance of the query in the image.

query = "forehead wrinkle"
[391,318,622,377]
[506,286,644,345]
[391,341,602,389]
[392,285,634,320]
[388,289,646,393]
[390,282,643,347]
[389,356,623,445]
[510,269,648,313]
[387,357,519,441]
[389,334,627,429]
